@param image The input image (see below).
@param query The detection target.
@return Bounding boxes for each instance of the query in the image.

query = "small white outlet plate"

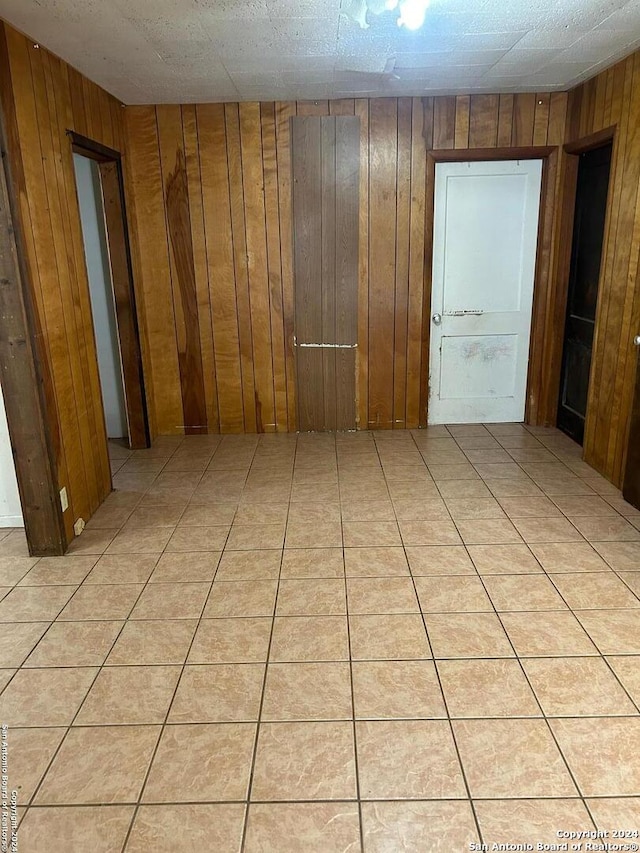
[59,487,68,512]
[73,518,85,536]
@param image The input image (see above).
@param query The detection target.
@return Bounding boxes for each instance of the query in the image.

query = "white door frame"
[422,149,553,427]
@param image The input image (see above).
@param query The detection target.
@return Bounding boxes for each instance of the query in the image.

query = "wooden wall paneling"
[197,104,244,433]
[45,51,111,501]
[354,99,369,429]
[291,117,324,431]
[605,56,640,479]
[393,98,412,429]
[124,107,183,434]
[0,27,70,537]
[547,93,568,147]
[335,116,359,431]
[593,71,608,130]
[454,95,470,149]
[512,93,536,147]
[368,98,397,428]
[469,94,499,149]
[433,97,456,150]
[260,102,288,431]
[583,57,634,470]
[67,65,88,138]
[297,101,329,116]
[329,99,355,116]
[224,103,257,431]
[239,102,276,432]
[275,101,297,430]
[0,56,67,555]
[321,117,338,431]
[533,94,550,146]
[406,97,426,428]
[22,37,92,526]
[182,104,219,433]
[156,104,208,434]
[497,94,514,147]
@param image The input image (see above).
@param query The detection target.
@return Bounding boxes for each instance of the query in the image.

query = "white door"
[429,159,543,424]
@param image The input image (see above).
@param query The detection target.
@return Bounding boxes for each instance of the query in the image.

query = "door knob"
[432,313,442,326]
[634,335,640,346]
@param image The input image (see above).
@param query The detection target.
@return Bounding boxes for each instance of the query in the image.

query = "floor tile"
[529,542,610,573]
[415,576,492,612]
[280,549,344,578]
[106,620,197,665]
[399,520,462,546]
[552,572,640,609]
[18,806,134,853]
[497,496,562,518]
[347,577,419,614]
[142,723,255,802]
[245,803,360,853]
[84,554,159,584]
[361,801,478,852]
[251,722,356,800]
[393,498,450,521]
[575,610,640,654]
[467,544,542,574]
[445,497,505,520]
[522,657,637,716]
[227,524,286,550]
[215,550,282,581]
[426,613,514,658]
[606,656,640,705]
[106,527,173,555]
[501,611,598,657]
[4,727,66,800]
[130,583,209,620]
[352,660,446,719]
[270,616,349,662]
[349,614,431,660]
[454,718,577,797]
[474,799,594,846]
[0,556,38,586]
[58,584,143,621]
[285,520,342,549]
[0,667,98,725]
[0,622,51,667]
[483,574,567,611]
[457,519,522,545]
[571,516,640,542]
[343,522,401,547]
[405,545,476,575]
[35,725,159,804]
[343,547,409,577]
[126,804,245,853]
[356,720,466,799]
[149,552,221,583]
[277,579,346,615]
[204,580,278,617]
[438,659,539,717]
[587,797,640,830]
[594,541,640,570]
[179,503,237,527]
[75,665,181,724]
[189,617,272,663]
[168,664,265,722]
[0,586,78,621]
[551,717,640,795]
[341,501,395,522]
[511,517,582,543]
[262,662,352,720]
[24,620,123,667]
[18,556,98,586]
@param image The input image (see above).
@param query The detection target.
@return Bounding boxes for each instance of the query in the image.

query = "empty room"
[0,0,640,849]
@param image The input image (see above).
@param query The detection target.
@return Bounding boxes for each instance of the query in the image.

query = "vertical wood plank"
[533,93,550,146]
[393,98,412,429]
[468,94,498,148]
[368,98,397,428]
[197,104,244,433]
[355,98,369,429]
[512,93,536,146]
[321,117,337,431]
[406,98,426,428]
[497,94,514,147]
[433,97,456,150]
[454,95,470,149]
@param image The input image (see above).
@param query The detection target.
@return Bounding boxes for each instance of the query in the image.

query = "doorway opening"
[70,132,150,450]
[556,142,612,445]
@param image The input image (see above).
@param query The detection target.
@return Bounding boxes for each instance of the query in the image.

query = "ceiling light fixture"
[341,0,430,30]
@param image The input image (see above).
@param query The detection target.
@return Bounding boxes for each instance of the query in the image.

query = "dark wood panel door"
[291,116,359,431]
[623,343,640,509]
[557,143,612,444]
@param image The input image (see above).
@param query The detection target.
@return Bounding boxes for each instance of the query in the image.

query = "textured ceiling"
[0,0,639,103]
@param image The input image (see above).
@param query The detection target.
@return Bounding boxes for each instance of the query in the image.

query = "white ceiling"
[0,0,639,103]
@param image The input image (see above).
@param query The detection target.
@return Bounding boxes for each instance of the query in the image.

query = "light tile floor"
[1,423,640,851]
